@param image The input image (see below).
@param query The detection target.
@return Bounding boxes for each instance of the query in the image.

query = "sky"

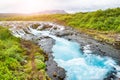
[0,0,120,13]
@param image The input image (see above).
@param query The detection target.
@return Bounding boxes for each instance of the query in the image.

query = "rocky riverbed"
[0,21,120,80]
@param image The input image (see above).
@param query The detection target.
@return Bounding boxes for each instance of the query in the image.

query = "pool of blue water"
[50,35,119,80]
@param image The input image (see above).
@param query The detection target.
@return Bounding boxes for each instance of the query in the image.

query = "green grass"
[0,26,50,80]
[0,26,25,79]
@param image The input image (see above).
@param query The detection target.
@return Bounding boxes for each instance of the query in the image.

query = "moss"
[24,61,32,73]
[35,52,45,61]
[35,59,46,70]
[116,26,120,33]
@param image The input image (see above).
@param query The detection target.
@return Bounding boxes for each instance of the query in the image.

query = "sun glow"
[13,0,54,13]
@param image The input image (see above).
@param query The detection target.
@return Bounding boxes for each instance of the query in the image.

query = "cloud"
[0,0,120,13]
[53,0,120,12]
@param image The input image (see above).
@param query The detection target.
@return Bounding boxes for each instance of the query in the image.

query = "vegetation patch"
[0,26,50,80]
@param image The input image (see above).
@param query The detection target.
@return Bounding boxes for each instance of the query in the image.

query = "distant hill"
[0,10,67,17]
[36,10,67,14]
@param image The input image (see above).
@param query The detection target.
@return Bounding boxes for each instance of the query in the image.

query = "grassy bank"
[0,26,50,80]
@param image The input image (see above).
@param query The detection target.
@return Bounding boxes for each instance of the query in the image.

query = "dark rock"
[114,40,120,49]
[31,23,41,29]
[53,72,57,77]
[43,24,53,28]
[68,38,71,41]
[44,54,49,61]
[53,27,58,30]
[56,30,73,37]
[46,58,66,80]
[104,68,117,80]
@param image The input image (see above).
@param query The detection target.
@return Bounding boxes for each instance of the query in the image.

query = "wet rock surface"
[0,21,120,80]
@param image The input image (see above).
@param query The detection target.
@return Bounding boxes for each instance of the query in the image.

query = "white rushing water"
[9,22,120,80]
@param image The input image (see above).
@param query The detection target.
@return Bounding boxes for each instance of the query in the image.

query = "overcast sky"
[0,0,120,13]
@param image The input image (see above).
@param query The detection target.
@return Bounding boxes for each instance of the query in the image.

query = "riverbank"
[0,26,50,80]
[71,27,120,50]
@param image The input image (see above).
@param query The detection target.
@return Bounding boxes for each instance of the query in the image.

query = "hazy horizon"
[0,0,120,13]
